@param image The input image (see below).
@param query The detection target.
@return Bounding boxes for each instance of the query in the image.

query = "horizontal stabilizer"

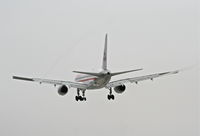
[73,71,102,77]
[111,68,143,76]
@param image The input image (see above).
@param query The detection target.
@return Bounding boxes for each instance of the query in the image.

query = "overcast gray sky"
[0,0,199,135]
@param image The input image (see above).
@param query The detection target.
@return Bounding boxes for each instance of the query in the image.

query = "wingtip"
[134,68,143,71]
[173,70,179,74]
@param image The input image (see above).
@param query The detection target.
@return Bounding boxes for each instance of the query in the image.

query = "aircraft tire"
[107,95,111,100]
[110,95,114,100]
[75,96,79,101]
[83,97,86,101]
[79,96,83,101]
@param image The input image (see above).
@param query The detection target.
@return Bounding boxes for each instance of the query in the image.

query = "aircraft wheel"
[79,96,83,101]
[83,97,86,101]
[75,96,79,101]
[107,95,115,100]
[107,95,111,100]
[111,95,115,100]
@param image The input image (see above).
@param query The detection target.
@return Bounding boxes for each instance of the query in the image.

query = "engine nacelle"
[58,85,68,96]
[114,85,126,94]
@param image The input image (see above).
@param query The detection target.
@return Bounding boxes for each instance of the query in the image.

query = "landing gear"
[107,94,114,100]
[107,88,115,100]
[75,89,86,101]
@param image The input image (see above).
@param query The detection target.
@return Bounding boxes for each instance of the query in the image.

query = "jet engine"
[114,85,126,94]
[58,85,68,96]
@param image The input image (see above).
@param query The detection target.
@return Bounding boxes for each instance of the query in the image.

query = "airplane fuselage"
[75,71,112,90]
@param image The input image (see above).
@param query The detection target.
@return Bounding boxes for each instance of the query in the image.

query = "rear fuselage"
[75,72,111,90]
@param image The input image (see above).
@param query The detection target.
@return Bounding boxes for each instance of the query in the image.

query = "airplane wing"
[106,70,179,89]
[13,76,88,90]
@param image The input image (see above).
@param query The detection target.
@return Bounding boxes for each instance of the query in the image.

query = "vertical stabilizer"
[102,34,108,70]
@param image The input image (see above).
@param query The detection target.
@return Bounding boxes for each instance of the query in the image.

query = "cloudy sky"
[0,0,199,135]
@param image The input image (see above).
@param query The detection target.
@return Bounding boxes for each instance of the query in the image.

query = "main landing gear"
[107,88,115,100]
[75,89,86,101]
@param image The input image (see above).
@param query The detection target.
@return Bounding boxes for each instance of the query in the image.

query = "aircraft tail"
[73,34,143,77]
[102,34,108,70]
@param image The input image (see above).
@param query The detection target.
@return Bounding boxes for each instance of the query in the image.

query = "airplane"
[13,34,179,101]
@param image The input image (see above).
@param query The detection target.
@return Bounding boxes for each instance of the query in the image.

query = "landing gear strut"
[107,88,115,100]
[75,89,86,101]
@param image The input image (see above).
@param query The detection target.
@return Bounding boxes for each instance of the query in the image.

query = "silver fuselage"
[75,71,111,90]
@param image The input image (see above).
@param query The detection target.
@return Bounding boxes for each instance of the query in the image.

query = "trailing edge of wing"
[106,70,179,88]
[13,76,88,89]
